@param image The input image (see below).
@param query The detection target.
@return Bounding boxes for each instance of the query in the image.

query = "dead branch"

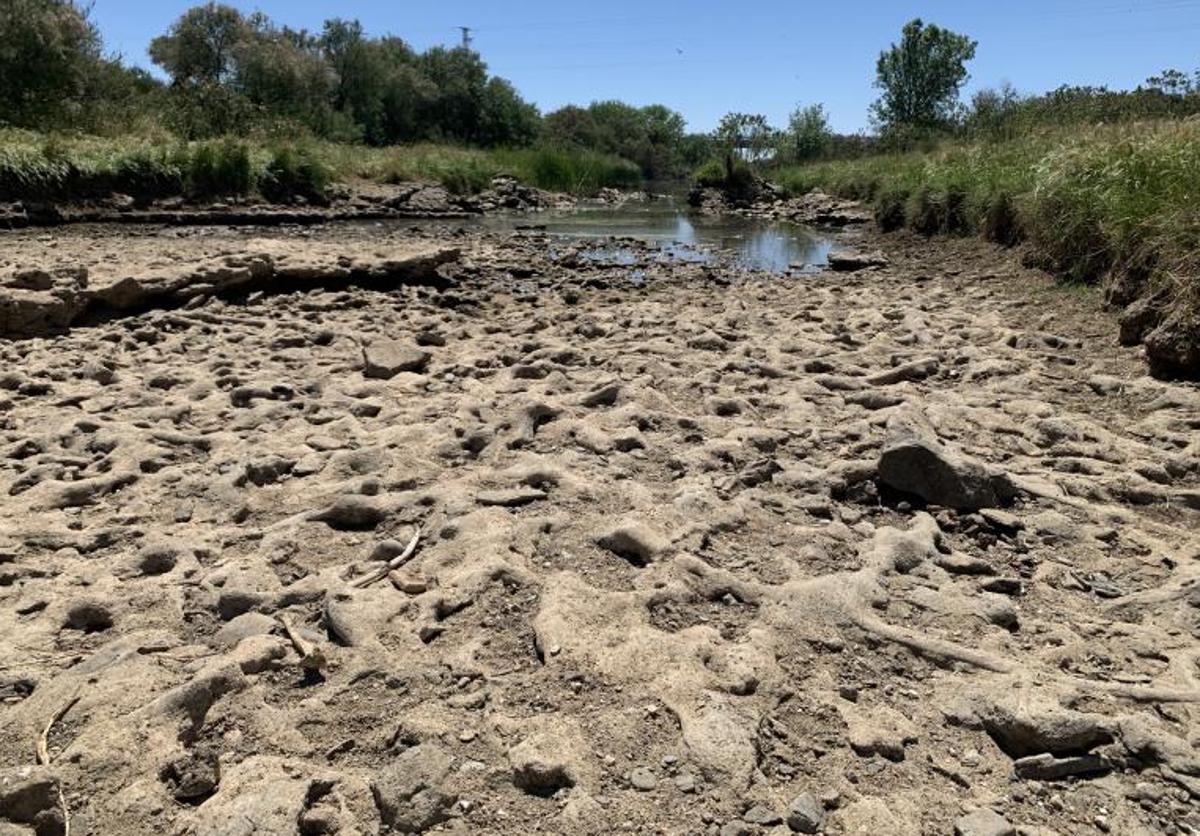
[36,694,80,766]
[350,527,421,589]
[277,613,327,672]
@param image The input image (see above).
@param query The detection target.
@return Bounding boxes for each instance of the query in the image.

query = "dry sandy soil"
[0,217,1198,836]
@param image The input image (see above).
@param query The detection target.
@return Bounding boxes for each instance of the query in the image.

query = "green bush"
[186,140,252,198]
[874,187,909,232]
[981,190,1022,245]
[261,145,330,203]
[496,147,641,195]
[770,121,1200,317]
[693,157,757,198]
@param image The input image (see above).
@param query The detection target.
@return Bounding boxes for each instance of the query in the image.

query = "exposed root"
[852,613,1016,673]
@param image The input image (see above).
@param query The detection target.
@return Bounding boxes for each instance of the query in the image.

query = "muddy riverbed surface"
[0,213,1198,836]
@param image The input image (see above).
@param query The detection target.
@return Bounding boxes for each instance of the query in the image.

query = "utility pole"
[457,26,473,49]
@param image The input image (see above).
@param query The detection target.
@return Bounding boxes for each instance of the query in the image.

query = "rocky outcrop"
[0,240,459,338]
[0,178,572,231]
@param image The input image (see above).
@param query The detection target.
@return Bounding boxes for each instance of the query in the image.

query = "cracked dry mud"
[1,220,1198,836]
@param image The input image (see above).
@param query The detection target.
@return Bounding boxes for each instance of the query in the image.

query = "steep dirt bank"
[0,221,1198,836]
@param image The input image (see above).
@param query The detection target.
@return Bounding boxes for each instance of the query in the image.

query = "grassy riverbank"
[774,121,1200,309]
[0,129,642,202]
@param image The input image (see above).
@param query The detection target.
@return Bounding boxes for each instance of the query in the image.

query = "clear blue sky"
[91,0,1200,134]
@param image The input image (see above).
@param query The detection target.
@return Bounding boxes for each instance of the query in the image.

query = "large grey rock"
[0,766,61,829]
[362,341,430,379]
[187,757,307,836]
[372,745,457,832]
[954,808,1016,836]
[786,792,824,833]
[508,734,577,796]
[877,410,1016,509]
[974,692,1113,758]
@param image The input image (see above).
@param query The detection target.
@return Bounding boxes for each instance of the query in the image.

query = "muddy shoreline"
[1,214,1198,835]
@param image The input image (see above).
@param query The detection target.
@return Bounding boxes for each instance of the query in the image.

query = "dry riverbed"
[0,218,1198,836]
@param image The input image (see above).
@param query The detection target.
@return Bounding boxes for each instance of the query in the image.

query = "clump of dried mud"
[0,219,1198,836]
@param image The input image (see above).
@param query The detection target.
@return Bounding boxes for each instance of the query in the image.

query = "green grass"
[330,142,641,195]
[772,121,1200,306]
[0,130,643,204]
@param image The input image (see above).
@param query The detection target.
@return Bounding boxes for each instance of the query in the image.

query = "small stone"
[163,752,220,801]
[216,589,267,621]
[980,577,1022,596]
[954,808,1016,836]
[844,705,918,761]
[787,792,825,833]
[629,767,657,791]
[1012,752,1110,780]
[309,495,387,530]
[877,408,1016,510]
[978,593,1019,631]
[211,612,276,649]
[828,249,889,272]
[509,734,576,796]
[980,509,1023,531]
[674,774,697,793]
[134,542,181,575]
[389,571,428,594]
[742,804,781,826]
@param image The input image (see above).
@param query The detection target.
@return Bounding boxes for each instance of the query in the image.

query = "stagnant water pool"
[474,196,835,274]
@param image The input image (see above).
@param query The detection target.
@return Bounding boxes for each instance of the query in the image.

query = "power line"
[457,26,473,49]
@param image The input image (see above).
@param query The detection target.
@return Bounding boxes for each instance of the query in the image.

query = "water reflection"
[483,197,833,274]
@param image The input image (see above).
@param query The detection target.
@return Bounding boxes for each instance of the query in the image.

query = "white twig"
[350,527,421,589]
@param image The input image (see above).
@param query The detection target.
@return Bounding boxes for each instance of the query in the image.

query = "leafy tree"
[1146,68,1195,97]
[784,103,831,162]
[0,0,102,127]
[232,25,335,132]
[714,112,775,159]
[149,2,249,85]
[478,78,540,147]
[678,133,716,169]
[543,101,688,177]
[870,19,977,135]
[964,82,1023,139]
[321,20,388,139]
[420,46,489,143]
[377,59,438,143]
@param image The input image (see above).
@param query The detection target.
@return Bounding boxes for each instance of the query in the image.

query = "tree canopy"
[871,18,978,135]
[0,0,103,126]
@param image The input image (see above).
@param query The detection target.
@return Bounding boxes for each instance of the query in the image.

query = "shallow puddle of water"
[479,197,835,274]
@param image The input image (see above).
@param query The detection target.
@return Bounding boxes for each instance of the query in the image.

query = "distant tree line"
[2,4,1197,180]
[0,0,715,178]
